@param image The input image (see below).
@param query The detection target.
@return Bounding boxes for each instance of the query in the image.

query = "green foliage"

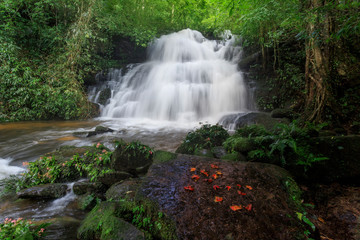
[17,143,114,190]
[0,217,51,240]
[115,140,154,163]
[226,122,328,177]
[176,124,229,155]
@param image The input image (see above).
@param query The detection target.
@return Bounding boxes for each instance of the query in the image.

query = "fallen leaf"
[210,164,219,169]
[190,168,196,172]
[245,204,252,211]
[213,185,221,190]
[230,205,242,211]
[318,217,325,223]
[245,185,253,190]
[204,179,213,184]
[212,174,218,179]
[191,175,200,181]
[214,196,223,202]
[216,171,223,176]
[184,186,194,191]
[237,184,241,188]
[226,186,231,191]
[237,190,246,196]
[200,169,209,177]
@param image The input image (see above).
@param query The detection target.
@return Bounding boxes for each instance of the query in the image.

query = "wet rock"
[77,193,98,210]
[105,179,142,201]
[17,183,68,199]
[219,112,289,130]
[77,202,145,240]
[308,135,360,183]
[98,88,111,105]
[136,154,305,239]
[270,108,294,119]
[97,171,134,187]
[73,180,105,195]
[73,126,114,138]
[194,148,214,158]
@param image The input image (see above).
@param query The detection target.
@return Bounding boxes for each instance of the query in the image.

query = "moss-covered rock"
[223,136,255,153]
[77,202,145,240]
[17,183,68,199]
[153,151,177,164]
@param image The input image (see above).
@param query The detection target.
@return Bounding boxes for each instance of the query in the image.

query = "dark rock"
[318,130,336,137]
[349,124,360,134]
[219,112,289,130]
[77,193,98,210]
[77,202,145,240]
[194,148,214,158]
[98,88,111,105]
[73,126,114,138]
[111,145,153,175]
[105,179,142,201]
[333,128,347,135]
[90,102,100,117]
[309,135,360,183]
[17,183,69,199]
[212,146,227,159]
[136,154,305,239]
[97,171,133,187]
[270,108,294,119]
[73,180,105,195]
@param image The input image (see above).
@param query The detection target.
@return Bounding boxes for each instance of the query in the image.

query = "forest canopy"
[0,0,359,125]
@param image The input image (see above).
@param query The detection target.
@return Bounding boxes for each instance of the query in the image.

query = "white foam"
[0,158,24,180]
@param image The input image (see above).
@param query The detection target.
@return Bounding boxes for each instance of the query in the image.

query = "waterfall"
[94,29,249,123]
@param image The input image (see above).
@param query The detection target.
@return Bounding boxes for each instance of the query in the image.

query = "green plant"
[176,124,229,154]
[0,218,51,240]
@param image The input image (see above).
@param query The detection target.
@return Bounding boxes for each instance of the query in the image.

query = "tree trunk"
[303,0,333,122]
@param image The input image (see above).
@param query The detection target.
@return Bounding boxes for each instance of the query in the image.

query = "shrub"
[176,124,229,155]
[0,218,50,239]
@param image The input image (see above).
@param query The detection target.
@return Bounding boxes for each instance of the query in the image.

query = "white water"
[0,157,24,180]
[100,29,249,123]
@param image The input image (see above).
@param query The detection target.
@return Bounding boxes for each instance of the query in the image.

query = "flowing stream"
[0,29,252,239]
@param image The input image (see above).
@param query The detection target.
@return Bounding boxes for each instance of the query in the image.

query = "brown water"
[0,119,192,239]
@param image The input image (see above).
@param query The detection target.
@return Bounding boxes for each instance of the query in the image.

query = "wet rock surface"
[137,154,306,240]
[73,126,114,138]
[17,183,68,199]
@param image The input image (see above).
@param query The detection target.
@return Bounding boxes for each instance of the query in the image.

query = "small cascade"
[0,157,24,180]
[89,29,251,123]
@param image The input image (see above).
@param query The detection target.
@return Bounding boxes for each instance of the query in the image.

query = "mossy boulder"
[153,151,177,164]
[98,88,111,105]
[73,180,105,196]
[77,202,145,240]
[111,141,153,175]
[105,179,142,201]
[97,171,134,187]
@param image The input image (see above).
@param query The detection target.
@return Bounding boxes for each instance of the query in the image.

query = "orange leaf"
[230,205,242,211]
[212,174,218,179]
[204,179,213,184]
[226,186,231,191]
[216,171,223,176]
[184,186,194,191]
[318,217,325,223]
[190,168,196,172]
[210,164,219,169]
[200,169,209,177]
[245,204,252,211]
[237,190,246,196]
[246,185,253,190]
[214,196,223,202]
[191,175,200,181]
[213,185,221,190]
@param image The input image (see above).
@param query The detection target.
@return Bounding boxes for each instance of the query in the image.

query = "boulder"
[219,112,289,130]
[270,108,294,119]
[73,126,114,138]
[135,154,308,239]
[73,180,105,196]
[97,171,134,187]
[17,183,69,199]
[98,88,111,105]
[77,202,145,240]
[105,179,142,201]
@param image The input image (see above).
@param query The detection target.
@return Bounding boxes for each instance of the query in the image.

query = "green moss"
[221,152,245,161]
[153,151,177,164]
[223,136,255,153]
[283,177,302,210]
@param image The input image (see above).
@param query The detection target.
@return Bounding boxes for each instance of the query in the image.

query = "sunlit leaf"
[190,168,196,172]
[230,205,242,211]
[213,185,221,190]
[214,196,223,202]
[200,169,209,177]
[191,175,200,181]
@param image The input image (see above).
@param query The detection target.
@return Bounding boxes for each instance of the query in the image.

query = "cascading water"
[97,29,249,123]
